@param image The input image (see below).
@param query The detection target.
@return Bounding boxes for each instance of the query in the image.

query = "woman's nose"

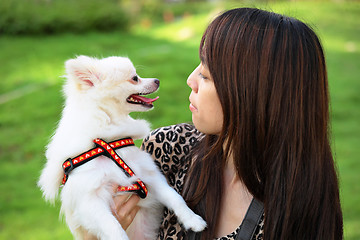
[187,69,198,92]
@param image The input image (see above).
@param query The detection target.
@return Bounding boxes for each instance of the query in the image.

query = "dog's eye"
[132,76,138,82]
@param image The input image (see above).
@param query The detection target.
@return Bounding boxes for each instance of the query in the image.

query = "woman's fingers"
[112,193,141,230]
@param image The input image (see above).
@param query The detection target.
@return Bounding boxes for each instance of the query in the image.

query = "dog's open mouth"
[126,93,159,108]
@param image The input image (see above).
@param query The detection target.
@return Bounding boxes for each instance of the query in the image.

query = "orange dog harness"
[61,138,148,198]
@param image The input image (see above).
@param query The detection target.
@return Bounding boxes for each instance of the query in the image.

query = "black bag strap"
[235,198,264,240]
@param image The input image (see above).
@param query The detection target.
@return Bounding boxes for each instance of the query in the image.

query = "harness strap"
[61,138,148,199]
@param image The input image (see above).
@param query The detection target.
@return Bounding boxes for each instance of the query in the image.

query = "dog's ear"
[65,56,102,91]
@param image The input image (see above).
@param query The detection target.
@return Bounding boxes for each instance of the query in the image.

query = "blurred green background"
[0,0,359,239]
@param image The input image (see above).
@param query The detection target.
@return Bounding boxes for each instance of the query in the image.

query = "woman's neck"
[215,148,253,238]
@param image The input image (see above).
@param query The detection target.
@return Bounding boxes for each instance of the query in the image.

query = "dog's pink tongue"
[132,95,159,103]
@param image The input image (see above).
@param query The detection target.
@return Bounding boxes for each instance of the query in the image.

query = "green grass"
[0,30,199,240]
[0,1,359,239]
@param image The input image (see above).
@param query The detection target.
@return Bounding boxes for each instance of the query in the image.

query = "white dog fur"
[38,56,206,240]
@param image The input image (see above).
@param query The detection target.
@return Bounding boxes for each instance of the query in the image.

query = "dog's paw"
[182,214,207,232]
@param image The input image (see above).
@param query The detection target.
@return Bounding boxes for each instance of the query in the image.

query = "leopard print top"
[141,123,264,240]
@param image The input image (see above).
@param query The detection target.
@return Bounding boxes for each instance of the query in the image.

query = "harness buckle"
[63,158,74,182]
[137,188,147,199]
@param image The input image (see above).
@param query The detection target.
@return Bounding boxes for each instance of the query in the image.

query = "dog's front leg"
[147,173,207,232]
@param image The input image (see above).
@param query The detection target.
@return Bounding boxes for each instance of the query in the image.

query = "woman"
[113,7,343,240]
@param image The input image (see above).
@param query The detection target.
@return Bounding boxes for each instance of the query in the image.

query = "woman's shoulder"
[143,123,202,141]
[141,123,203,193]
[141,123,203,155]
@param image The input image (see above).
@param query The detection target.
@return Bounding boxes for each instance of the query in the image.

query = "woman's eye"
[132,76,138,82]
[199,73,208,80]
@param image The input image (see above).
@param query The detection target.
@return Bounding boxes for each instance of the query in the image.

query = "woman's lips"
[189,103,197,112]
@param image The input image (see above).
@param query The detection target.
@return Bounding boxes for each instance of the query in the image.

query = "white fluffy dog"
[38,56,206,240]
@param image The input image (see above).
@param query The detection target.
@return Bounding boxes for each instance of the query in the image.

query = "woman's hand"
[112,193,141,230]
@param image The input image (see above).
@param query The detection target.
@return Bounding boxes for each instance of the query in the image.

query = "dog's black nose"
[154,79,160,86]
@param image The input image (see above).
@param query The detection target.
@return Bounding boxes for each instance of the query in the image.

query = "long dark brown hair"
[183,8,343,240]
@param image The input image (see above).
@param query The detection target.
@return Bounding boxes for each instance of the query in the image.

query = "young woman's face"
[187,63,223,135]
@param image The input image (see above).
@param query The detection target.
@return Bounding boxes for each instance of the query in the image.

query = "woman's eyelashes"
[199,73,208,80]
